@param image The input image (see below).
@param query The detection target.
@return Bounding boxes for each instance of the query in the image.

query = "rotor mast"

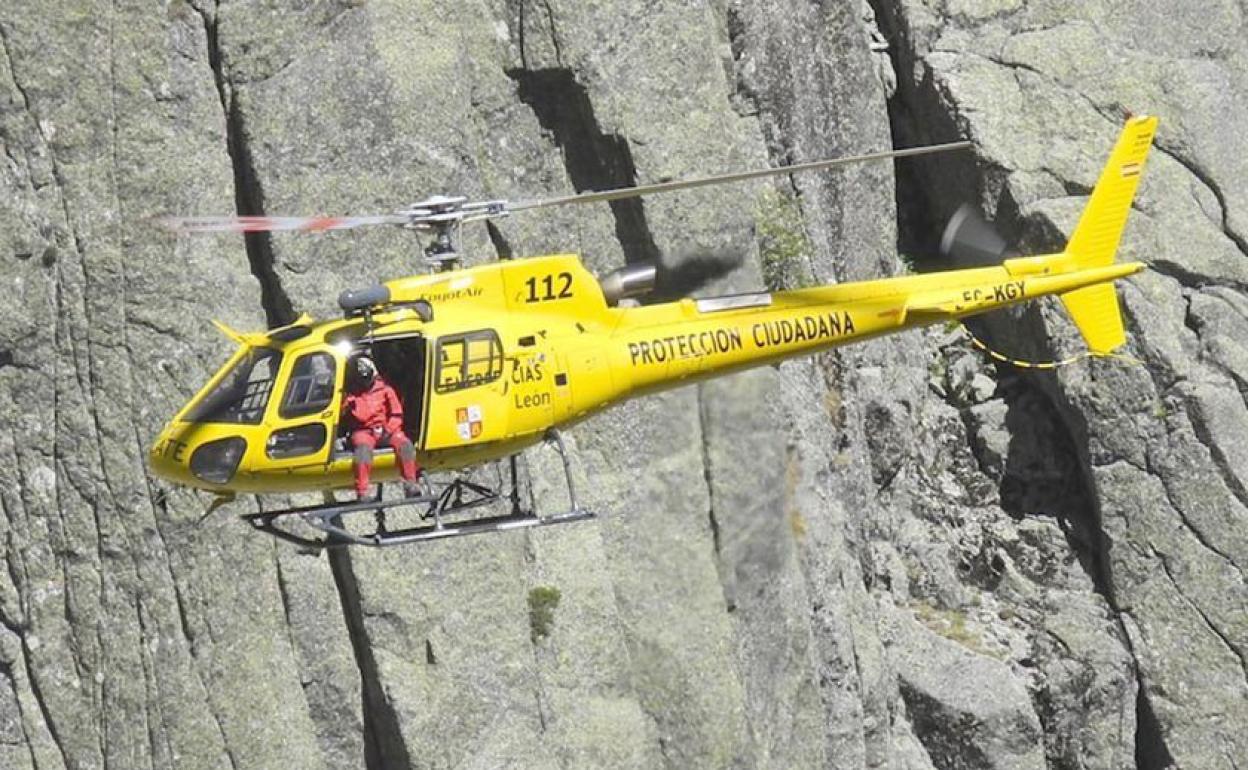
[402,196,507,272]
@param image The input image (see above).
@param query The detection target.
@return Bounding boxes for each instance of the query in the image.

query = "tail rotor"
[939,203,1013,264]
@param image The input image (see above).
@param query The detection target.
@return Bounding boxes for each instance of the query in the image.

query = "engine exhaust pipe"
[598,263,656,306]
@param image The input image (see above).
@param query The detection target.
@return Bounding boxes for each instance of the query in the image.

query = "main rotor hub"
[401,196,507,272]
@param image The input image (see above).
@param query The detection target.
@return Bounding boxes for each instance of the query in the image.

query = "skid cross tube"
[243,501,595,549]
[242,434,592,548]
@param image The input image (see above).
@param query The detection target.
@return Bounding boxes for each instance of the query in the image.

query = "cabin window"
[435,330,503,393]
[280,352,337,419]
[267,424,328,460]
[185,347,283,425]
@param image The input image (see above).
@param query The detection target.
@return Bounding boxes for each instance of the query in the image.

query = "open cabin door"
[317,332,431,468]
[365,333,430,449]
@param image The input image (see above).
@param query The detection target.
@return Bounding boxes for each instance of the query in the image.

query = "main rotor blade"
[509,140,972,212]
[156,214,410,234]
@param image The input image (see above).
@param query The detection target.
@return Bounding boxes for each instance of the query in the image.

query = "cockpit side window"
[280,352,337,419]
[185,347,283,424]
[435,330,503,393]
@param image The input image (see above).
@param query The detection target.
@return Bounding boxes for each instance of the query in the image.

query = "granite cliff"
[0,1,1244,768]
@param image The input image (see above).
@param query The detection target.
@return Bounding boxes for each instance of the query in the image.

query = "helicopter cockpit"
[149,315,433,494]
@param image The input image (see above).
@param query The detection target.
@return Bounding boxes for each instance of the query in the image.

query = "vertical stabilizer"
[1059,115,1157,352]
[1065,115,1157,268]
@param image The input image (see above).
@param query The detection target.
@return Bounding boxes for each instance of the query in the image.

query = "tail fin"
[1059,283,1128,353]
[1059,115,1157,352]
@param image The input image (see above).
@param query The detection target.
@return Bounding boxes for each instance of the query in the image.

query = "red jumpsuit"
[342,376,420,496]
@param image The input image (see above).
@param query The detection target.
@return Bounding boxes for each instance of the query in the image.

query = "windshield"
[185,347,283,424]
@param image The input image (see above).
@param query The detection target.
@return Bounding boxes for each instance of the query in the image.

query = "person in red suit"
[342,356,421,500]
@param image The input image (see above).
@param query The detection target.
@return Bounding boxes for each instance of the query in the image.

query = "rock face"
[871,1,1248,766]
[0,0,1244,768]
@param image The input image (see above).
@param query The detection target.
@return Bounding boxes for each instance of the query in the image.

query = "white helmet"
[354,355,377,387]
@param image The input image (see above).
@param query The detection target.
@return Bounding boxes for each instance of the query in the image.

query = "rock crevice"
[327,550,411,770]
[506,66,661,270]
[196,2,295,329]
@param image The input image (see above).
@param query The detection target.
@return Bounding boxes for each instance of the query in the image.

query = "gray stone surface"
[0,3,346,768]
[884,605,1046,770]
[2,0,1245,768]
[876,0,1248,765]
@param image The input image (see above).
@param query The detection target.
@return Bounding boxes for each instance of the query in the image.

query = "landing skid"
[242,431,594,548]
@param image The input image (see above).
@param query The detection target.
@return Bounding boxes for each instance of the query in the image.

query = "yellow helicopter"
[149,115,1158,547]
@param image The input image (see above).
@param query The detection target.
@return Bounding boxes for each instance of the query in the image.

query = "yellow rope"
[957,323,1143,370]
